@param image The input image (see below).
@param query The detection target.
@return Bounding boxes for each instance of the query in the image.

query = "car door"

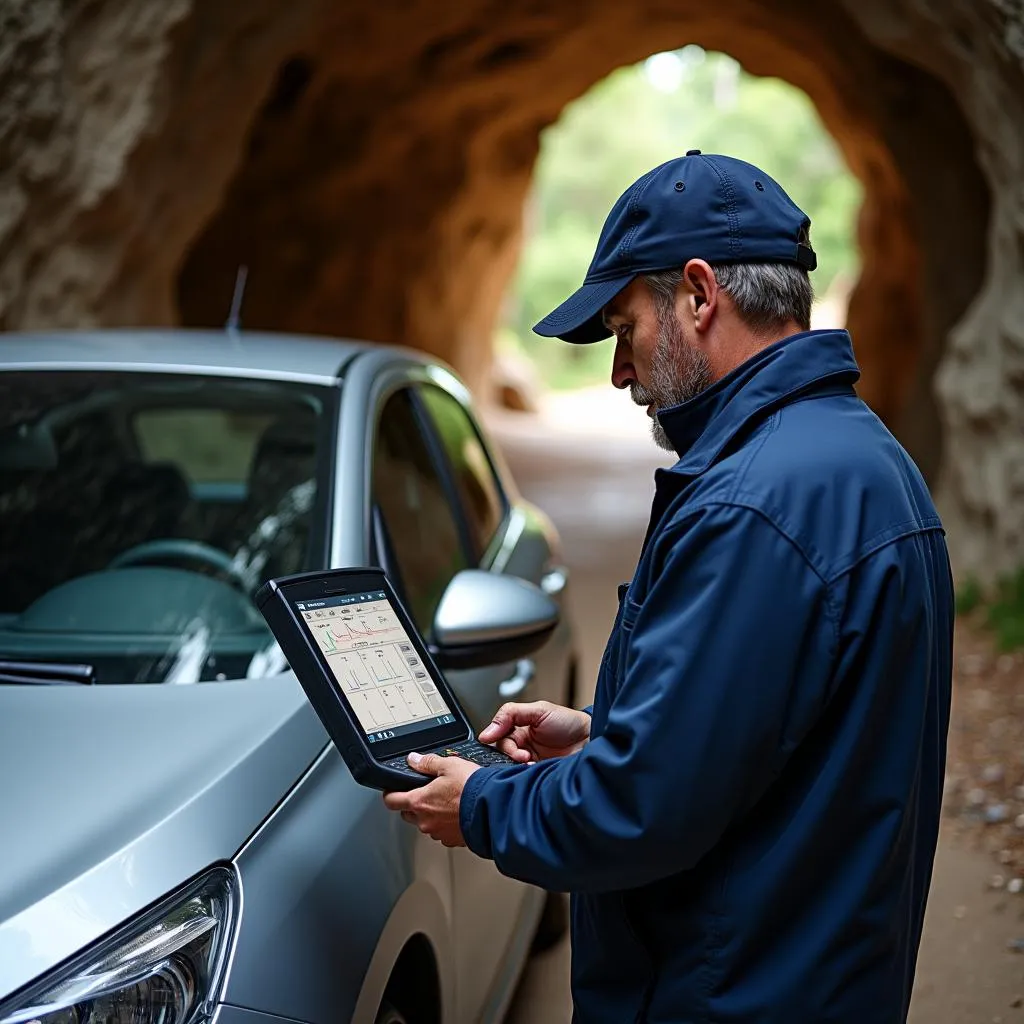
[414,381,572,718]
[413,383,544,728]
[369,383,536,1021]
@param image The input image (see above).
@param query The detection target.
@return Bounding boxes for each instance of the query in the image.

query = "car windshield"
[0,371,333,684]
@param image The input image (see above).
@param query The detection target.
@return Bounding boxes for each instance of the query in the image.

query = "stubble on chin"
[633,314,713,453]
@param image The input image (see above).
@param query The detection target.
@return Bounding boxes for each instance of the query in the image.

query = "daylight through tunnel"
[175,2,989,489]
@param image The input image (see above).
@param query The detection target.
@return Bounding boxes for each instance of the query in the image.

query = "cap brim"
[532,275,635,344]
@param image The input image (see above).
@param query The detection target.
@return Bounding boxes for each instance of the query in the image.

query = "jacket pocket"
[614,595,643,690]
[570,891,654,1017]
[621,594,643,630]
[591,583,632,735]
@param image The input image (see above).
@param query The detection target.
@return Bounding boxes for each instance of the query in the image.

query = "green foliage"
[502,48,863,390]
[955,576,984,616]
[986,569,1024,651]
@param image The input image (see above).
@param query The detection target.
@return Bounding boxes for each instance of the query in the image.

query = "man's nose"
[610,337,636,390]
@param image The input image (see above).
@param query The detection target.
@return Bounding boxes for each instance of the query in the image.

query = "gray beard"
[630,313,714,452]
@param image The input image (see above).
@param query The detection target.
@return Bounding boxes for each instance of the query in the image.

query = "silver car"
[0,330,577,1024]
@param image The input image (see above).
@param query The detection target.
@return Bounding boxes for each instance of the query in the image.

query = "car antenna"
[225,265,249,340]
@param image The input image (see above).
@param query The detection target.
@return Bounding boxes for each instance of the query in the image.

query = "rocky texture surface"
[841,0,1024,585]
[944,621,1024,880]
[0,0,1020,579]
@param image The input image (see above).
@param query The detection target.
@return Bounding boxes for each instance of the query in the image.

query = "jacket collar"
[656,329,860,474]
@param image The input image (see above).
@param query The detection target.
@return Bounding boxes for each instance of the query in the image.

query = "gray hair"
[644,257,813,334]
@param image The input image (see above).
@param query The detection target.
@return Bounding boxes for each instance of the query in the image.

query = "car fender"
[349,877,456,1024]
[226,745,455,1024]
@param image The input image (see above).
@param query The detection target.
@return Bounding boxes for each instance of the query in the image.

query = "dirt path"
[910,836,1023,1022]
[487,392,1024,1023]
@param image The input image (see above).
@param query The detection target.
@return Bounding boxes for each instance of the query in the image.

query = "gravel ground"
[944,620,1024,880]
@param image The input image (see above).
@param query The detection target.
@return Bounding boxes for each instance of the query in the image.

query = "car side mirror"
[429,569,559,671]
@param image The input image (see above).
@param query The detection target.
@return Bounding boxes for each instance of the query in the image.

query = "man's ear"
[682,259,719,335]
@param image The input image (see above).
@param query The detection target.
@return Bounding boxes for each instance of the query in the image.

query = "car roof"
[0,329,373,384]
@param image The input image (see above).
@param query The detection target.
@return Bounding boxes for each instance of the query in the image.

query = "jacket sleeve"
[459,502,837,893]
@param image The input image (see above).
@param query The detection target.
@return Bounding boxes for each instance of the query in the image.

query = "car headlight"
[0,867,238,1024]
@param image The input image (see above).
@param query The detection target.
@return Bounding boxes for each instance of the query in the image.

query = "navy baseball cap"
[533,151,817,344]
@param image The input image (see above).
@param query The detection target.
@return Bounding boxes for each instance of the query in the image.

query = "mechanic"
[383,152,954,1023]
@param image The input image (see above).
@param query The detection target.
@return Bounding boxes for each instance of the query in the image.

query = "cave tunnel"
[174,2,989,492]
[7,0,1018,579]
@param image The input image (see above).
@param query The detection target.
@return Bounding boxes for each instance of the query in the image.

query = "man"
[384,152,953,1022]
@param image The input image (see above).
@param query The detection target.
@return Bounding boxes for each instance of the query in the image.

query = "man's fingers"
[496,736,533,762]
[407,751,445,776]
[479,701,548,743]
[383,791,412,811]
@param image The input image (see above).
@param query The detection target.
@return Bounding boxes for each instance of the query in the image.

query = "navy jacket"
[460,329,953,1023]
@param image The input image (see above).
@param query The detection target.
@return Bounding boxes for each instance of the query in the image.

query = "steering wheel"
[108,539,249,592]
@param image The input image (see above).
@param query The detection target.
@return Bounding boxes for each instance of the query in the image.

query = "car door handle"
[540,566,568,596]
[498,659,535,699]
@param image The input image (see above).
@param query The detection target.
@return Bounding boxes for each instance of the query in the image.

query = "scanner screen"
[296,590,457,743]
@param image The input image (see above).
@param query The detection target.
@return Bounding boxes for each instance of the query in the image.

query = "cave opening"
[174,6,990,484]
[498,46,863,407]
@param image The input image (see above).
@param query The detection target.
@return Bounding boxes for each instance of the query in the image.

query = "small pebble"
[971,687,992,710]
[1016,813,1024,830]
[954,904,968,919]
[987,803,1010,824]
[1008,937,1024,953]
[1010,878,1024,895]
[984,764,1006,783]
[999,654,1015,673]
[1011,994,1023,1008]
[991,874,1007,890]
[1015,785,1024,802]
[968,788,988,807]
[1001,849,1015,864]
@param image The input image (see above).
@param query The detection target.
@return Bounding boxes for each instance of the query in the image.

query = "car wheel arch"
[376,933,441,1024]
[350,880,454,1024]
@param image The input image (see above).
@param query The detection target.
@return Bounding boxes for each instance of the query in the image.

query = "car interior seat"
[98,461,192,559]
[230,414,319,579]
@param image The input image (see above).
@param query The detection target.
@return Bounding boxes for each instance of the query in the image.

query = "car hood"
[0,675,328,998]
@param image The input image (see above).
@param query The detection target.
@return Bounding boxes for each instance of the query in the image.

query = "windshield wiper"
[0,660,95,685]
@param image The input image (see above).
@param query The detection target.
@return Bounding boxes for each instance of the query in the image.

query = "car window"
[372,389,467,634]
[418,385,506,560]
[0,371,331,684]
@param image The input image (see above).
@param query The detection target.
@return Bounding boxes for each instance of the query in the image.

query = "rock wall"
[843,0,1024,584]
[0,0,1019,582]
[0,0,326,326]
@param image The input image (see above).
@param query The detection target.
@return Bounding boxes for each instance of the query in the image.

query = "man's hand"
[382,752,479,847]
[479,701,591,763]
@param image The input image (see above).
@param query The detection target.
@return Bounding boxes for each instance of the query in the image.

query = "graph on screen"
[302,597,453,736]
